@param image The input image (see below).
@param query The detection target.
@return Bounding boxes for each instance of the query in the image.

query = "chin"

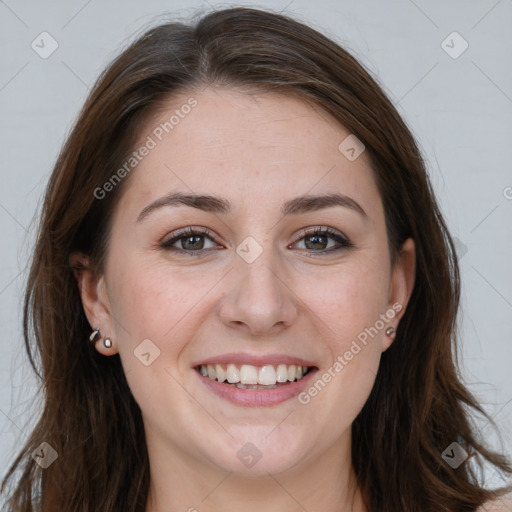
[210,451,304,478]
[200,426,309,476]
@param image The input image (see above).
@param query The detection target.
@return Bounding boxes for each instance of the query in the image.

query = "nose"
[218,247,299,336]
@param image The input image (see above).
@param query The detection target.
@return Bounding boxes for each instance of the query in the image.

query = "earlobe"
[89,327,115,355]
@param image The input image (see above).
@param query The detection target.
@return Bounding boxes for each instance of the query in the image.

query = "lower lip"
[195,368,318,407]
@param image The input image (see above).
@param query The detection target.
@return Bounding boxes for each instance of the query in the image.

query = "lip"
[195,366,319,407]
[191,352,316,368]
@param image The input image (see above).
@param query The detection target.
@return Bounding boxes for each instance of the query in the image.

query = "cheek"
[106,258,227,388]
[106,262,207,417]
[108,260,209,340]
[302,258,391,348]
[299,265,388,432]
[294,258,390,414]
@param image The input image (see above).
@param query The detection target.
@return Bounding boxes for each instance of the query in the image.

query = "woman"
[2,6,511,512]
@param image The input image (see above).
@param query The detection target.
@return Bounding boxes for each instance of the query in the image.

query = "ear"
[69,252,118,356]
[383,237,416,351]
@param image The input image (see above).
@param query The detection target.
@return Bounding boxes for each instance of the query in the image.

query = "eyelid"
[290,225,352,253]
[161,226,212,242]
[293,225,347,241]
[160,226,218,247]
[160,225,352,255]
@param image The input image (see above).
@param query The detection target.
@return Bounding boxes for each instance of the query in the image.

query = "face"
[79,87,414,478]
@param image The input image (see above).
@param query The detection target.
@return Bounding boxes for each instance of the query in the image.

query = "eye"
[160,225,353,257]
[160,227,220,255]
[291,226,353,254]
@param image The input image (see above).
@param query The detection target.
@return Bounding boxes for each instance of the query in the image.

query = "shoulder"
[476,493,512,512]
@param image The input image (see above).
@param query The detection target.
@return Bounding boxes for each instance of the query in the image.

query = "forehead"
[116,87,382,219]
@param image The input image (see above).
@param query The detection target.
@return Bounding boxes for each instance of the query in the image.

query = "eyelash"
[160,226,353,256]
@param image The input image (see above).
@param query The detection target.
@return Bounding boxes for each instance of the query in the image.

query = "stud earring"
[103,338,112,348]
[385,326,396,336]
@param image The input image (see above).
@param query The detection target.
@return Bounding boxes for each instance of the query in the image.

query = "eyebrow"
[136,191,367,222]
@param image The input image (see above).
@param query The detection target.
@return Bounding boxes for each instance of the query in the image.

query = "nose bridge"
[240,247,281,300]
[219,234,298,334]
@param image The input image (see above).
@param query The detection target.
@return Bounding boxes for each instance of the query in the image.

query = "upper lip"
[192,352,317,368]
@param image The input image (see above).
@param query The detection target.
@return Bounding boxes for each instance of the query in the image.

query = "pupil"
[305,235,327,250]
[183,235,203,250]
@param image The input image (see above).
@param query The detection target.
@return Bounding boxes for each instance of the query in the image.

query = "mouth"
[195,363,314,389]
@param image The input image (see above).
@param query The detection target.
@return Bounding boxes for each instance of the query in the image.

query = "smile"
[194,359,318,406]
[197,363,312,389]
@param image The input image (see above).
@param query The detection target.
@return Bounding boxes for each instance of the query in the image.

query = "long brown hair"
[2,7,511,511]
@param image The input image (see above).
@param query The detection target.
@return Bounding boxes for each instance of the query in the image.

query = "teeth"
[207,365,217,380]
[215,364,226,383]
[258,365,276,385]
[240,365,258,385]
[198,363,311,386]
[276,364,288,383]
[226,364,240,383]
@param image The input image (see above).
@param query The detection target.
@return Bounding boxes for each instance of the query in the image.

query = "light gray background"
[1,0,511,490]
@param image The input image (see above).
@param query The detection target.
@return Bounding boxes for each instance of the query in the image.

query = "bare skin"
[73,87,416,512]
